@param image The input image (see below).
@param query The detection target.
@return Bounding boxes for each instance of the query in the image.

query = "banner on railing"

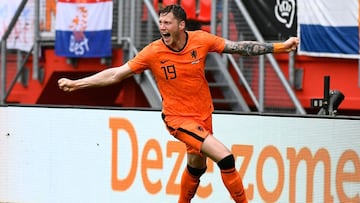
[298,0,360,59]
[242,0,297,40]
[55,0,113,57]
[0,0,34,52]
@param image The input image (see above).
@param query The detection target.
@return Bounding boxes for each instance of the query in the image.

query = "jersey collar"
[162,31,188,52]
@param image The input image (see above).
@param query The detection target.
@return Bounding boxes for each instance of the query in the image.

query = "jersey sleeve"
[198,30,226,53]
[127,43,156,74]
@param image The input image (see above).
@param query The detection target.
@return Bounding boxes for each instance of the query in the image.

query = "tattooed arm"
[222,37,299,56]
[223,40,273,56]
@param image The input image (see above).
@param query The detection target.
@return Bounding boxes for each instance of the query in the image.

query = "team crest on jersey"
[191,50,197,59]
[191,49,200,64]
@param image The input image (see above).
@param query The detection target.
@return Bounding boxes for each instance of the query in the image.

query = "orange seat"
[197,0,211,23]
[181,0,197,20]
[153,0,159,11]
[162,0,178,6]
[158,0,197,21]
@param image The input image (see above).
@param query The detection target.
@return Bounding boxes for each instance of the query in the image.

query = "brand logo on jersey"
[160,59,170,64]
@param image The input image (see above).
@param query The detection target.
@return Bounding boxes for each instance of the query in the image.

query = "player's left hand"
[58,78,77,92]
[283,37,299,52]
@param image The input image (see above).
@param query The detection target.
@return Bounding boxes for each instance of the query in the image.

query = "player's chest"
[153,49,206,79]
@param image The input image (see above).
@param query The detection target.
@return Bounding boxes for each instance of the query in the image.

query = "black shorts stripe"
[178,128,205,142]
[161,113,175,131]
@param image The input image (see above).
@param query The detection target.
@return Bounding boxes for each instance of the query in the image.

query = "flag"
[55,0,113,57]
[0,0,34,52]
[298,0,360,59]
[242,0,297,40]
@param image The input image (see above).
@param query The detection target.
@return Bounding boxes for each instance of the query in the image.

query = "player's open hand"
[58,78,76,92]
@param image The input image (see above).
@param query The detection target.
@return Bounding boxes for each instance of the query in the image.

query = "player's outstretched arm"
[58,63,134,92]
[223,37,299,56]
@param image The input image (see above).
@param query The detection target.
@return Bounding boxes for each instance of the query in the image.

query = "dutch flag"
[55,0,113,58]
[298,0,360,59]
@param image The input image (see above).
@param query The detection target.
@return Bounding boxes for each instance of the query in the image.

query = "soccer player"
[58,4,299,203]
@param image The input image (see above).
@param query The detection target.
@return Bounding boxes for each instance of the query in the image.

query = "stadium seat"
[155,0,197,21]
[162,0,179,7]
[197,0,211,23]
[181,0,197,20]
[153,0,159,11]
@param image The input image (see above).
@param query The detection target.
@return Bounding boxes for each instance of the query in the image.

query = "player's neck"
[171,31,187,51]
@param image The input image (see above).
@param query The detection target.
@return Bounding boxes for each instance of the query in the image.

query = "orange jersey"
[128,30,225,120]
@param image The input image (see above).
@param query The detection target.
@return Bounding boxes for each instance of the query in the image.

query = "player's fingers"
[58,78,66,88]
[58,78,72,91]
[58,78,66,85]
[289,37,299,51]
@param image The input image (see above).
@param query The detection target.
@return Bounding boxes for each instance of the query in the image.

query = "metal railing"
[0,0,42,105]
[0,0,29,104]
[231,0,305,114]
[119,0,162,108]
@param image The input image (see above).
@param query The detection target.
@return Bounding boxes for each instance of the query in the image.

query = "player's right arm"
[58,63,134,92]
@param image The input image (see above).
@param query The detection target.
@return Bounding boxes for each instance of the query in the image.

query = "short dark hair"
[159,4,187,23]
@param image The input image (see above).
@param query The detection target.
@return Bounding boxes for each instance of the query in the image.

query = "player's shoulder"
[146,38,163,48]
[140,38,165,54]
[187,30,211,38]
[187,30,222,42]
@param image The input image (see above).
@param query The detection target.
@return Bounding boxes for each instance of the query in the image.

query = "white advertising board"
[0,106,359,203]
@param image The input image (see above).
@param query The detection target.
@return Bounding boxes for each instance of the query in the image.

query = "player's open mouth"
[162,33,171,41]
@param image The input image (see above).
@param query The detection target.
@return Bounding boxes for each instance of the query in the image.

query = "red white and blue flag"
[298,0,360,59]
[55,0,113,57]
